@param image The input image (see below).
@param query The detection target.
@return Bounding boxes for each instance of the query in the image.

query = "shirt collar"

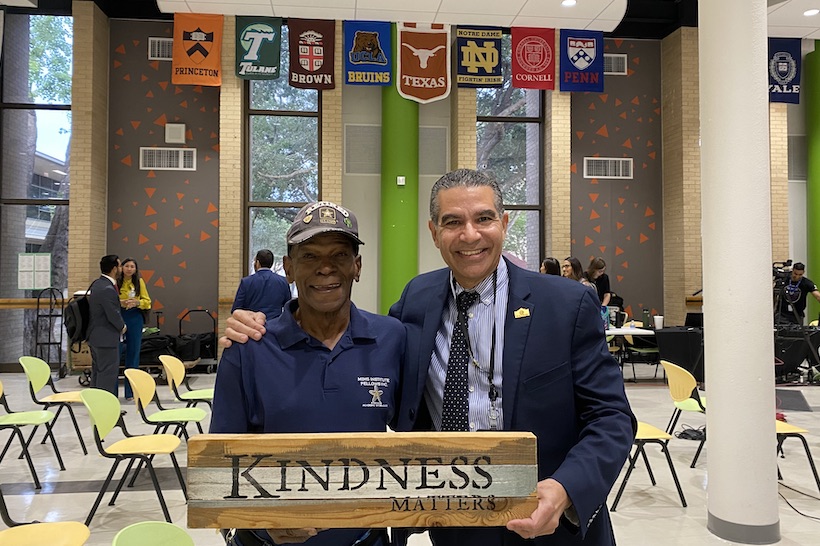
[102,274,117,286]
[448,257,508,306]
[272,299,378,349]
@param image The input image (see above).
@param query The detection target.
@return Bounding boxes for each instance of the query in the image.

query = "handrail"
[0,298,41,310]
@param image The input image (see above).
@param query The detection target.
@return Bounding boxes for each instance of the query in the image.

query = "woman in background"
[117,257,151,401]
[563,256,596,291]
[540,257,561,275]
[586,256,612,306]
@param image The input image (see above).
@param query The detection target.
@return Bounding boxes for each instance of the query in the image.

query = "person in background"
[231,248,291,322]
[563,256,595,291]
[540,257,561,276]
[87,255,126,397]
[777,262,820,325]
[585,257,611,307]
[117,258,151,401]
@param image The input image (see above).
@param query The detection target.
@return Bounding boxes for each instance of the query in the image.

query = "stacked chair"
[159,355,214,410]
[125,368,207,439]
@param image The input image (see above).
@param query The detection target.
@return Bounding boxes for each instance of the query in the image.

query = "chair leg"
[611,442,642,511]
[13,428,41,489]
[170,451,187,500]
[653,440,687,507]
[690,429,707,468]
[64,404,88,455]
[639,445,656,485]
[195,421,204,434]
[109,458,138,506]
[42,420,66,471]
[0,432,15,462]
[789,434,820,495]
[86,459,121,526]
[144,458,173,522]
[666,408,682,435]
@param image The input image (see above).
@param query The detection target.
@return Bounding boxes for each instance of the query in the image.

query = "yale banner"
[187,432,538,529]
[397,23,451,104]
[172,13,224,86]
[511,27,555,90]
[344,21,392,86]
[236,17,281,79]
[769,38,801,104]
[288,19,335,90]
[456,26,502,88]
[559,29,604,93]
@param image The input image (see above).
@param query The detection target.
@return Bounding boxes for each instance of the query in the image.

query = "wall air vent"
[604,54,628,75]
[140,147,196,171]
[583,157,633,179]
[148,37,174,61]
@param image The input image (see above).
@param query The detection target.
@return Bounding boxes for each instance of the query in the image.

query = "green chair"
[80,388,187,525]
[0,379,64,488]
[0,485,90,545]
[158,355,214,410]
[125,368,207,439]
[112,521,194,546]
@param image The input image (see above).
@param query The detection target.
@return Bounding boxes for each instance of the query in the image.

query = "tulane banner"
[344,21,392,85]
[397,23,451,104]
[455,26,502,88]
[288,19,335,90]
[769,38,801,104]
[172,13,224,86]
[511,27,555,90]
[558,29,604,93]
[236,17,281,79]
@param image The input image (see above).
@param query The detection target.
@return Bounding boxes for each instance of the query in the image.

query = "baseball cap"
[286,201,364,246]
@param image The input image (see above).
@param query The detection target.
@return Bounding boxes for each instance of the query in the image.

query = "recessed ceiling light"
[805,9,820,16]
[562,0,577,6]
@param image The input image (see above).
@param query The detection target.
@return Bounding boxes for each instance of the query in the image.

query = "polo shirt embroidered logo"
[359,376,390,408]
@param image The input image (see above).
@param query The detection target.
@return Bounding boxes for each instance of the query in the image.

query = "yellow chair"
[0,379,64,488]
[112,521,195,546]
[80,388,187,525]
[660,359,706,467]
[18,356,87,456]
[611,421,687,511]
[776,420,820,495]
[0,485,90,545]
[125,368,207,439]
[158,355,214,410]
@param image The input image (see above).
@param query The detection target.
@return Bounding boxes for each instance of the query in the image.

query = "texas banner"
[456,26,502,88]
[288,19,335,90]
[559,29,604,93]
[511,27,555,90]
[397,23,451,104]
[236,17,281,79]
[769,38,801,104]
[172,13,224,86]
[344,21,391,85]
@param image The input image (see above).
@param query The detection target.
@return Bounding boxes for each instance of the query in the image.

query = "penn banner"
[510,27,555,90]
[559,29,604,93]
[456,26,502,88]
[769,38,801,104]
[288,19,335,90]
[397,23,451,104]
[172,13,224,86]
[344,21,391,86]
[236,17,281,79]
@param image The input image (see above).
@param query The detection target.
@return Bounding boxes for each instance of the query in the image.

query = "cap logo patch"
[319,207,336,224]
[303,214,313,224]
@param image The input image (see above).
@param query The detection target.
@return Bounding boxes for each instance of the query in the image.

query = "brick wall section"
[68,1,109,293]
[451,86,477,169]
[321,21,344,203]
[545,87,572,259]
[770,102,790,261]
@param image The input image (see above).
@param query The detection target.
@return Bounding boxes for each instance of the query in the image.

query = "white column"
[699,0,780,543]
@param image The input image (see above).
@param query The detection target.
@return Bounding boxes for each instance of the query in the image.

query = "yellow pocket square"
[514,308,530,319]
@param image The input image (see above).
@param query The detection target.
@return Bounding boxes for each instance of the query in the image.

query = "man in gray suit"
[87,254,126,396]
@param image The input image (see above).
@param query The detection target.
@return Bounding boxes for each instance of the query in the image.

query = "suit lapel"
[417,272,450,398]
[502,263,533,430]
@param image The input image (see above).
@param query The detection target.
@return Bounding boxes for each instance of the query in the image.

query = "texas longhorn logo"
[183,27,214,64]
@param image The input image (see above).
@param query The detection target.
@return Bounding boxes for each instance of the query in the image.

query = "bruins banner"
[236,17,281,79]
[397,23,450,104]
[344,21,391,86]
[456,26,502,88]
[172,13,224,86]
[288,19,335,90]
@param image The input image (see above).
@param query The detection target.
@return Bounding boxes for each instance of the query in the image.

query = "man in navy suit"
[87,254,127,396]
[231,249,291,321]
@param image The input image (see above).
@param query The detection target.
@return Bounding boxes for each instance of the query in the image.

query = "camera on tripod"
[773,259,793,282]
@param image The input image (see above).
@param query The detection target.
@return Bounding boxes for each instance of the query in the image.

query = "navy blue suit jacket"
[231,268,292,322]
[389,259,636,546]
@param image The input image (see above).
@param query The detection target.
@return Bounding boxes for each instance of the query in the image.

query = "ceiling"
[5,0,820,40]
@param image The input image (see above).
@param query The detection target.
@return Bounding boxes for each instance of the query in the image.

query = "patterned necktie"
[441,290,480,431]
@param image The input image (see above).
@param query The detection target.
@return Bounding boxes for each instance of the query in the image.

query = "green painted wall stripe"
[804,44,820,321]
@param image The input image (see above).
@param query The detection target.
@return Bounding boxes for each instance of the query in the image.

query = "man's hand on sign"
[266,528,325,543]
[505,478,572,539]
[219,309,267,349]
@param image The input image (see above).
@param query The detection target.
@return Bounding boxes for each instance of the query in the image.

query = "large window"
[245,25,320,274]
[476,33,544,271]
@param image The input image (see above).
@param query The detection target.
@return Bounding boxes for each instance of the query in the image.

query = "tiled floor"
[2,364,820,545]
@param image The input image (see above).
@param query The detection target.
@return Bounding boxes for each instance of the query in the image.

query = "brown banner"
[172,13,224,86]
[397,23,450,104]
[288,19,335,90]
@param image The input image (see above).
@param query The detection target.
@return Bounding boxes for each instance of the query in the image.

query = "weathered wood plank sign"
[187,432,538,529]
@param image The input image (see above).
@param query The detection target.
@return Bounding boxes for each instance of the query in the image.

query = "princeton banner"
[172,13,224,86]
[344,20,392,86]
[288,19,335,90]
[558,29,604,93]
[187,432,538,529]
[455,26,502,88]
[236,17,281,79]
[511,27,555,90]
[769,38,801,104]
[397,23,451,104]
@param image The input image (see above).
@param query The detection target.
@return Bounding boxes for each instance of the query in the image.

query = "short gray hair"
[429,169,504,222]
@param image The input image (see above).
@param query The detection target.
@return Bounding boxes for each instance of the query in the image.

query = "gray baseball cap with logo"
[286,201,364,246]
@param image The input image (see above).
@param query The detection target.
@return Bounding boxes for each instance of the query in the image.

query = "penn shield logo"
[183,27,214,64]
[567,37,596,70]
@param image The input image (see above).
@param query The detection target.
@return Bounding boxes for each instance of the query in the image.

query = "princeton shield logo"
[397,23,450,104]
[183,27,214,64]
[298,30,324,72]
[567,37,596,71]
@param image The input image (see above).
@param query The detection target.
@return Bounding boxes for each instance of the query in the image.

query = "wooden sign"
[187,431,537,529]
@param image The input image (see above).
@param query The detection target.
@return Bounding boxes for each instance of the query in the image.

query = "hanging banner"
[344,21,391,85]
[456,26,502,88]
[558,29,604,93]
[769,38,801,104]
[172,13,224,86]
[288,19,335,90]
[510,27,555,90]
[397,23,450,104]
[236,17,281,79]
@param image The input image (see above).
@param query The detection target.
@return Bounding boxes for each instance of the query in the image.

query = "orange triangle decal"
[646,140,654,148]
[123,74,131,81]
[621,261,629,269]
[211,219,219,227]
[130,121,141,130]
[138,234,149,245]
[145,187,156,198]
[571,163,577,174]
[613,39,623,48]
[123,236,129,243]
[147,171,156,178]
[589,193,599,203]
[179,261,187,269]
[121,155,132,166]
[615,98,622,106]
[142,269,154,282]
[617,275,624,282]
[648,151,656,160]
[640,233,649,244]
[145,90,154,98]
[596,125,609,137]
[113,60,122,69]
[622,138,632,149]
[112,221,121,231]
[184,234,190,239]
[593,225,601,233]
[153,113,167,127]
[599,246,606,253]
[173,276,181,284]
[143,255,150,261]
[632,57,640,65]
[645,206,655,217]
[141,74,149,82]
[153,299,164,310]
[207,202,218,213]
[618,197,625,205]
[178,309,190,320]
[145,205,157,216]
[158,81,168,90]
[180,100,188,108]
[584,236,594,247]
[154,244,163,252]
[154,277,165,288]
[212,144,220,153]
[631,96,640,105]
[615,246,624,256]
[172,245,182,255]
[149,60,159,71]
[200,231,211,241]
[174,218,183,227]
[177,193,185,200]
[589,209,600,220]
[115,128,124,136]
[149,222,157,231]
[194,198,200,204]
[588,103,596,110]
[616,221,624,230]
[600,94,608,103]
